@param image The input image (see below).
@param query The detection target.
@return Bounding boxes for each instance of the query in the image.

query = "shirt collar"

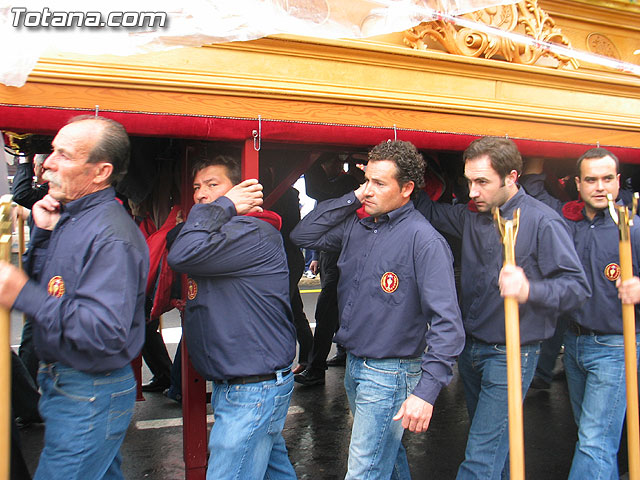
[498,186,525,219]
[361,201,413,227]
[61,187,116,217]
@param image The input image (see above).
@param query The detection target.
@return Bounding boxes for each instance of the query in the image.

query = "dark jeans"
[18,319,39,384]
[142,318,172,382]
[288,248,313,365]
[12,351,40,422]
[535,315,569,383]
[307,251,340,371]
[169,339,182,396]
[12,419,31,480]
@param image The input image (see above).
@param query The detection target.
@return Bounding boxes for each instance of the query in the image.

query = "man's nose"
[42,153,55,170]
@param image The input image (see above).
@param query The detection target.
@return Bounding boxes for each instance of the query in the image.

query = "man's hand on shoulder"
[499,264,530,303]
[0,261,28,308]
[393,394,434,433]
[225,179,264,215]
[32,194,61,230]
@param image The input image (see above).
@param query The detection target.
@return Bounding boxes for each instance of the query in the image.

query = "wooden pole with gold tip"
[607,193,640,480]
[15,206,27,326]
[494,207,524,480]
[0,194,13,480]
[17,207,24,269]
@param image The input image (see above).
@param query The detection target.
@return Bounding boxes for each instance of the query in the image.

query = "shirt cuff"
[527,281,544,306]
[13,279,48,319]
[411,373,441,405]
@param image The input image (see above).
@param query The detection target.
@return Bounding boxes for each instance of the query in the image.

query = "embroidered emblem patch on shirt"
[380,272,399,293]
[187,278,198,300]
[604,263,620,282]
[47,276,65,298]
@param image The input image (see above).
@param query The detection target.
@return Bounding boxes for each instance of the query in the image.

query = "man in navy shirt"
[292,140,465,479]
[521,149,640,479]
[0,116,149,480]
[413,136,590,480]
[167,154,297,479]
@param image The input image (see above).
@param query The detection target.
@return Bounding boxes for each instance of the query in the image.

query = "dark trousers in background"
[142,318,172,383]
[288,247,313,365]
[307,251,340,372]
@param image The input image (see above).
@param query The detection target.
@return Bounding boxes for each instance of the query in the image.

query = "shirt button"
[347,199,352,204]
[374,230,377,233]
[590,225,595,229]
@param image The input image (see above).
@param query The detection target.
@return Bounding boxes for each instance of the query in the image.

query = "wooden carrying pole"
[608,194,640,480]
[494,208,525,480]
[0,195,13,480]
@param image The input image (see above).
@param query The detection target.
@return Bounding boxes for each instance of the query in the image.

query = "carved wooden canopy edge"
[404,0,580,70]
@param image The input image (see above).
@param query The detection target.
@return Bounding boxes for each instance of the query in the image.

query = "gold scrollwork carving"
[404,0,579,69]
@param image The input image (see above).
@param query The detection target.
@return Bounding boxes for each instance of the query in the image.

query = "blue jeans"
[563,331,640,480]
[344,353,422,480]
[456,339,540,480]
[207,367,296,479]
[35,363,136,480]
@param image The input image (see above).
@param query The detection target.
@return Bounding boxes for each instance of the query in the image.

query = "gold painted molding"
[2,83,639,149]
[2,25,639,138]
[404,1,579,70]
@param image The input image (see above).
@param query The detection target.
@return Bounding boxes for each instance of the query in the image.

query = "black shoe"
[326,353,346,367]
[529,376,551,390]
[294,369,325,386]
[142,377,171,392]
[163,387,182,404]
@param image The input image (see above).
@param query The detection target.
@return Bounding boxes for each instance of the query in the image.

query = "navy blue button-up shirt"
[521,173,640,333]
[413,187,590,344]
[14,187,149,373]
[291,192,465,404]
[167,196,296,381]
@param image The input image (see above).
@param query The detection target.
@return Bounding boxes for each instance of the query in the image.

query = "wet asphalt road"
[14,288,628,479]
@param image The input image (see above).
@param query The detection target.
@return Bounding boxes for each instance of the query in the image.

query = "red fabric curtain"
[1,104,638,163]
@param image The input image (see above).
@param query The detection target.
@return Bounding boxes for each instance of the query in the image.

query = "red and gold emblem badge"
[604,263,620,282]
[380,272,399,293]
[47,276,65,298]
[187,278,198,300]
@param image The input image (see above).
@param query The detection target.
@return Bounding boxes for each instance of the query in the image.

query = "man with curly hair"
[292,140,465,479]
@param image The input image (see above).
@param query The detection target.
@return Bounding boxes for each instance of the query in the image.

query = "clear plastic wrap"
[0,0,638,87]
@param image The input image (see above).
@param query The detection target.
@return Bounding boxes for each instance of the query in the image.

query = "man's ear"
[504,170,518,188]
[401,180,415,199]
[575,176,581,193]
[92,162,113,185]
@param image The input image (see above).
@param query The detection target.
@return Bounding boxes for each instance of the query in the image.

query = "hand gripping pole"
[494,207,524,480]
[608,193,640,480]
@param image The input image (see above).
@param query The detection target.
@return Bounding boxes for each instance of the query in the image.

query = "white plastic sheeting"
[0,0,638,87]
